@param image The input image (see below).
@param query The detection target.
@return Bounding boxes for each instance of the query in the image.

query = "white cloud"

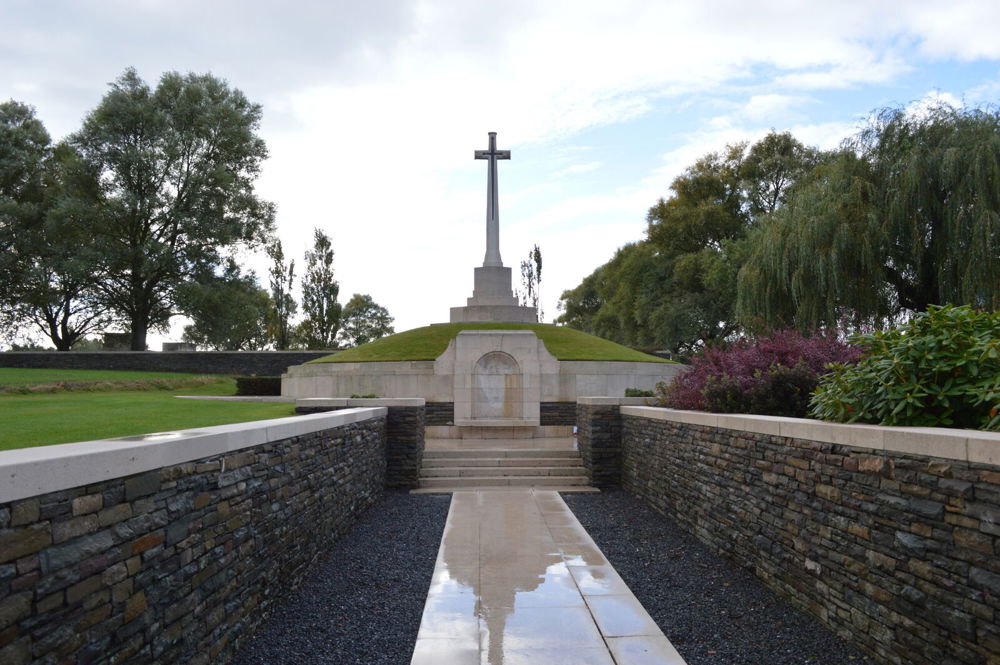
[902,0,1000,60]
[742,94,814,122]
[905,90,966,117]
[4,0,1000,341]
[557,162,601,176]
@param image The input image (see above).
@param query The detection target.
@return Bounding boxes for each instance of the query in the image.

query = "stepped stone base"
[427,425,573,439]
[417,446,595,491]
[449,304,537,323]
[449,265,537,323]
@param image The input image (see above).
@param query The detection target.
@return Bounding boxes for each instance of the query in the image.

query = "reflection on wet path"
[410,490,687,664]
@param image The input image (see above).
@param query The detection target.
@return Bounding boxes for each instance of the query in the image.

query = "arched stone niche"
[472,351,523,419]
[446,330,553,427]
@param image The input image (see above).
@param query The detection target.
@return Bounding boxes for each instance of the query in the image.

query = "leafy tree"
[62,68,274,350]
[740,130,821,217]
[338,294,394,347]
[517,244,543,321]
[177,259,271,350]
[266,239,297,350]
[0,100,49,278]
[559,132,818,354]
[1,102,109,349]
[297,228,341,349]
[738,103,1000,330]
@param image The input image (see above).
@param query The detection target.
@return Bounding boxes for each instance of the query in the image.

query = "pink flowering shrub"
[656,330,860,417]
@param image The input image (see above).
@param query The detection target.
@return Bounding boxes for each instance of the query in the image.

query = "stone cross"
[474,132,510,268]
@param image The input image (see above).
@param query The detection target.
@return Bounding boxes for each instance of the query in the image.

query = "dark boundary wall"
[0,351,334,376]
[0,414,385,665]
[423,402,576,427]
[607,408,1000,665]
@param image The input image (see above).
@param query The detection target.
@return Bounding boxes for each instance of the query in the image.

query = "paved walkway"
[410,489,687,665]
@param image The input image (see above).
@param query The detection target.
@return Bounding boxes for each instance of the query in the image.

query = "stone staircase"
[416,449,596,492]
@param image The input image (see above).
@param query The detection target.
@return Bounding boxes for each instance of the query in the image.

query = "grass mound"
[311,323,672,363]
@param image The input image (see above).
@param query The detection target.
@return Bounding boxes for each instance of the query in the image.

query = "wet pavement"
[410,490,687,665]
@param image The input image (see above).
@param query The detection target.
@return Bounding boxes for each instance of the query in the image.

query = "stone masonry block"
[0,525,52,565]
[124,471,161,501]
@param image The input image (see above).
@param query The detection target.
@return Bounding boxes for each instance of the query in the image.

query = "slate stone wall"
[0,351,333,376]
[540,402,576,426]
[425,402,455,426]
[0,419,385,665]
[576,403,622,488]
[421,401,576,427]
[294,404,424,488]
[383,407,424,488]
[621,415,1000,665]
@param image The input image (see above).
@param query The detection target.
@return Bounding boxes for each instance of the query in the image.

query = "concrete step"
[411,486,600,494]
[419,475,591,488]
[421,466,585,478]
[423,457,583,468]
[423,449,581,459]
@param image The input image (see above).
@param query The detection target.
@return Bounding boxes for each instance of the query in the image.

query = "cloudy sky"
[4,0,1000,343]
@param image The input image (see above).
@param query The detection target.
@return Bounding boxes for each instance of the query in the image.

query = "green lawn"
[313,323,673,363]
[0,370,294,451]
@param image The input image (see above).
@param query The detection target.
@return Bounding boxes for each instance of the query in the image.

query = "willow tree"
[738,103,1000,331]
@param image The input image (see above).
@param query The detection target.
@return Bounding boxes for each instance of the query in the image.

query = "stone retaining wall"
[615,407,1000,665]
[0,351,333,376]
[294,399,424,488]
[0,410,386,665]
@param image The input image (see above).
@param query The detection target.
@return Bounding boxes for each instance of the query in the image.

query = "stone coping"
[0,408,388,504]
[295,397,425,407]
[577,396,656,406]
[620,406,1000,465]
[454,418,541,427]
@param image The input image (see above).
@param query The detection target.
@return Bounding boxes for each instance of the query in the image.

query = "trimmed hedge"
[235,376,283,396]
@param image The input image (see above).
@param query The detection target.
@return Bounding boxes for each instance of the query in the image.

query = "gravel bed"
[563,490,876,665]
[231,491,451,665]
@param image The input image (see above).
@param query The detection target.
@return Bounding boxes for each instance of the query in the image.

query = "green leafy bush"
[810,305,1000,430]
[624,388,654,397]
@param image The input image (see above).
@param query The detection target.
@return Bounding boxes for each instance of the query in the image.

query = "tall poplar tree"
[297,228,341,349]
[266,239,297,350]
